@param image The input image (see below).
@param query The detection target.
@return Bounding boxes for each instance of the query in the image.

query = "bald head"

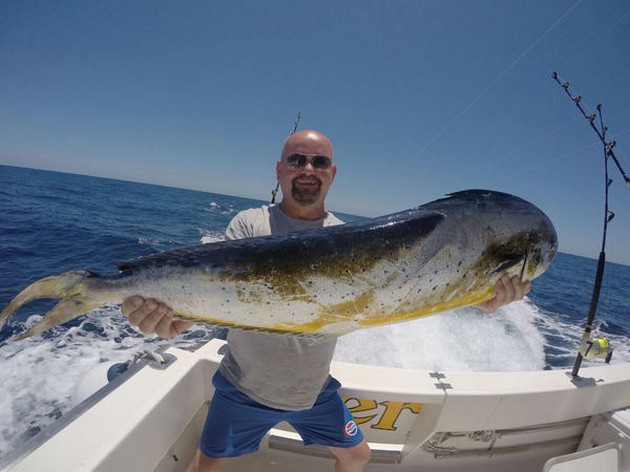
[281,130,334,161]
[276,129,336,220]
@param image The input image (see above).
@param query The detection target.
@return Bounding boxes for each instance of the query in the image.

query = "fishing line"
[491,141,601,185]
[551,72,629,377]
[570,8,630,65]
[412,0,583,159]
[370,0,585,196]
[494,89,630,188]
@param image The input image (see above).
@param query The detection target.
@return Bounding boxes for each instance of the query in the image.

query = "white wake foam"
[334,299,547,372]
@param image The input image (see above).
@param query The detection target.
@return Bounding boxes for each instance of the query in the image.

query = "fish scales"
[0,190,558,341]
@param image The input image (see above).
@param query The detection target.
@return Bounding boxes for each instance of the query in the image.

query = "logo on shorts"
[344,420,358,437]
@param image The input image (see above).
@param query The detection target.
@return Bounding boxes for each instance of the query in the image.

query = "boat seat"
[542,442,620,472]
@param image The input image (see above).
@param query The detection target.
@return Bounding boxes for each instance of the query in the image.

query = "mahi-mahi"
[0,190,558,341]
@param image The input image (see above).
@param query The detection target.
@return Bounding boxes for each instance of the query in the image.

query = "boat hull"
[3,339,629,471]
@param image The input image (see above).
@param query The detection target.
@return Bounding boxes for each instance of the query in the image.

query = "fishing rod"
[271,112,302,204]
[551,72,629,377]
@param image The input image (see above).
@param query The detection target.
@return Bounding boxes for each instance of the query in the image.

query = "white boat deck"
[4,339,630,472]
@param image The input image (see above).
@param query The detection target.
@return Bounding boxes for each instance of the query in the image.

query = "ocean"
[1,164,629,461]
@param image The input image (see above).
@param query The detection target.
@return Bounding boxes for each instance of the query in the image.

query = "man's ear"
[276,160,282,179]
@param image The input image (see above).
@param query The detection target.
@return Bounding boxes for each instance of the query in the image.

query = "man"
[122,130,530,472]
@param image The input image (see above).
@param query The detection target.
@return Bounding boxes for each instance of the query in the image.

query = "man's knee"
[331,440,371,466]
[350,441,371,464]
[186,449,229,472]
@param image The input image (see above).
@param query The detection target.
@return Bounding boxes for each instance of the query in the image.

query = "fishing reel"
[579,336,613,363]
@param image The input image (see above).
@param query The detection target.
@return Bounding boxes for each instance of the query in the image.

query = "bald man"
[122,130,529,472]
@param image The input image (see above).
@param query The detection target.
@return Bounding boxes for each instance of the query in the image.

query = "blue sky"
[1,0,629,264]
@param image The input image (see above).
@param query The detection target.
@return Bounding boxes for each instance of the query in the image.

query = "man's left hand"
[476,274,531,313]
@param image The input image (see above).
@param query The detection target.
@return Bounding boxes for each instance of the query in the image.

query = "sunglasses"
[285,153,333,170]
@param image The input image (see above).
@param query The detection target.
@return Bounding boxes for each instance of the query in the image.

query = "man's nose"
[301,162,316,173]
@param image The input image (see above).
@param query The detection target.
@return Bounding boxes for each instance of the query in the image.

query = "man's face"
[276,132,336,208]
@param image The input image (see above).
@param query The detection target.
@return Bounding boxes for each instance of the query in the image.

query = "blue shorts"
[199,371,364,458]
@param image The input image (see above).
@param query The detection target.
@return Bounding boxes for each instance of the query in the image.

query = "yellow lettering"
[343,397,423,431]
[372,401,423,431]
[343,397,378,425]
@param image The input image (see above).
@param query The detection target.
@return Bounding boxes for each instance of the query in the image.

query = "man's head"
[276,129,336,219]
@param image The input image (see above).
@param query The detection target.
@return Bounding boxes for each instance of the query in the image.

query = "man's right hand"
[121,296,194,339]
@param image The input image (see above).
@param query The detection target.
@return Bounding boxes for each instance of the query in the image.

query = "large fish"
[1,190,557,341]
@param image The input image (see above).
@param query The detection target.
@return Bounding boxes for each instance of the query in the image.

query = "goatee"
[291,178,321,205]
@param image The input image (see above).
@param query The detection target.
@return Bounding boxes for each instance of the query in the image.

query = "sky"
[1,0,629,265]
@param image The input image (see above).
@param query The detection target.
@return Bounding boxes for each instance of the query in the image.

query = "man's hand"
[476,274,531,313]
[121,296,194,339]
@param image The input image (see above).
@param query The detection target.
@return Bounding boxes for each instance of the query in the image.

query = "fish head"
[476,221,558,283]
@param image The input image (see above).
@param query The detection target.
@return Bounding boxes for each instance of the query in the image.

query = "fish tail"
[1,270,100,341]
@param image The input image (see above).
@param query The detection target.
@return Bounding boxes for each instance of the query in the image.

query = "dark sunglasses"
[285,153,333,170]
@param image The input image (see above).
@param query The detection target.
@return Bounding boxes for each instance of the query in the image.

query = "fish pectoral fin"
[12,296,100,341]
[494,253,525,274]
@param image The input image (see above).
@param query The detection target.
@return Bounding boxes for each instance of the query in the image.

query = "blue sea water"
[0,164,629,460]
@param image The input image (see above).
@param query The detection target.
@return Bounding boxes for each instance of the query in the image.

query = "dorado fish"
[0,190,557,341]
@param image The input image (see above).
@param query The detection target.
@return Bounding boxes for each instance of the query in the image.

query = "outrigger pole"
[552,72,630,188]
[271,112,302,204]
[551,72,629,377]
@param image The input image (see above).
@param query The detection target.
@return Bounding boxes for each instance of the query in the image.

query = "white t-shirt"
[219,204,344,410]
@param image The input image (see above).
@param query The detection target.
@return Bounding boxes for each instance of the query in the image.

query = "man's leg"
[186,449,228,472]
[193,372,280,470]
[186,440,371,472]
[330,439,371,472]
[289,378,371,471]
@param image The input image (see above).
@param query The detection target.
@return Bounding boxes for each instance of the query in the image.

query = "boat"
[4,78,629,472]
[2,336,628,471]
